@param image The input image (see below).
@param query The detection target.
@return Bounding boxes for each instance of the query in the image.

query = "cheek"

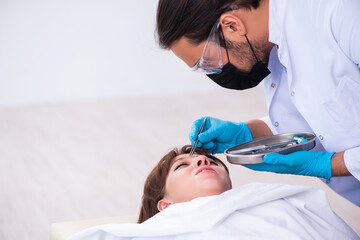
[165,171,193,197]
[221,47,229,65]
[217,168,232,189]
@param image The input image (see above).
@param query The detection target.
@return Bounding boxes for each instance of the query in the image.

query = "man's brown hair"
[156,0,262,49]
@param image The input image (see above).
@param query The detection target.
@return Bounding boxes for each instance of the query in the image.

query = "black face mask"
[207,33,270,90]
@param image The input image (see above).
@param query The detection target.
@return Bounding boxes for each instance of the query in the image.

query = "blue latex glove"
[189,116,253,154]
[244,151,335,180]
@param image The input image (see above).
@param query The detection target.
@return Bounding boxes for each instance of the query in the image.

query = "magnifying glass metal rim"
[224,132,317,165]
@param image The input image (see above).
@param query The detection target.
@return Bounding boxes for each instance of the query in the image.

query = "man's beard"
[225,37,273,72]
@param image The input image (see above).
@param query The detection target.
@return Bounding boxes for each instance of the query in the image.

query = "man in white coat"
[156,0,360,205]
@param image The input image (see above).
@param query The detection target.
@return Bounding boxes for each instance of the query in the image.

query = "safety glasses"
[191,21,224,74]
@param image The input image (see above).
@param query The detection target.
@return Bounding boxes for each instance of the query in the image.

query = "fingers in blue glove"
[243,163,277,172]
[202,142,216,152]
[189,117,208,144]
[244,151,333,180]
[189,116,253,154]
[244,152,305,173]
[263,153,290,165]
[198,124,222,143]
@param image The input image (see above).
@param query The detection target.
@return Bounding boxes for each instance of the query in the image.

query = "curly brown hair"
[137,145,229,223]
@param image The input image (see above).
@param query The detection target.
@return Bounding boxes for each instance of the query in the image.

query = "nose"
[195,155,209,167]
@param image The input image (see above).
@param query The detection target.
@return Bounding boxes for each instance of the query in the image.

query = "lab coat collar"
[268,0,287,46]
[267,0,291,85]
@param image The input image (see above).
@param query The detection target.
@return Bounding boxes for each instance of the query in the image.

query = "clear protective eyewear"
[191,21,224,74]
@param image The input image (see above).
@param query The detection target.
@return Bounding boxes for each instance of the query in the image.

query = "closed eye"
[210,160,219,166]
[174,162,188,171]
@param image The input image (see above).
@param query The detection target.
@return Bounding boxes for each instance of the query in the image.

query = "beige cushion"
[50,215,137,240]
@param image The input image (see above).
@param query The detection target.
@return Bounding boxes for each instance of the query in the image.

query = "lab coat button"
[271,83,276,88]
[319,135,324,140]
[291,91,295,96]
[274,122,279,127]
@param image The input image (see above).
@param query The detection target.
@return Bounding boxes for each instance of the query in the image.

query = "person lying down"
[69,145,358,240]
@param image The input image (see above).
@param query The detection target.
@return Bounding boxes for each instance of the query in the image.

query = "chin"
[198,177,232,191]
[198,184,231,197]
[178,186,231,203]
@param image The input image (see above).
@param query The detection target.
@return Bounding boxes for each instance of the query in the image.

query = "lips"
[196,166,216,175]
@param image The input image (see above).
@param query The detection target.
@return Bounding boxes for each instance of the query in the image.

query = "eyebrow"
[172,156,187,165]
[171,153,202,165]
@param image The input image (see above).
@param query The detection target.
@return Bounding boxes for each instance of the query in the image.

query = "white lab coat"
[261,0,360,205]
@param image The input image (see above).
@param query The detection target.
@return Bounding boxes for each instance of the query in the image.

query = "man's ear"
[220,12,246,37]
[157,198,171,211]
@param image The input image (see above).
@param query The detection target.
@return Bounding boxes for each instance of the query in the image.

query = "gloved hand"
[244,151,334,180]
[189,116,253,154]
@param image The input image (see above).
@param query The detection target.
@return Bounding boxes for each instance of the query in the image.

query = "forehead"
[171,37,206,68]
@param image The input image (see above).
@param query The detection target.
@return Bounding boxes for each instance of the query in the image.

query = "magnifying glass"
[224,132,316,165]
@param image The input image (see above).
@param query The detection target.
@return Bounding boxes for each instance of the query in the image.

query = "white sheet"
[68,183,359,240]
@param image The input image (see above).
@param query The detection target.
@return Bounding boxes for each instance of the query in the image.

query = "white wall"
[0,0,218,107]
